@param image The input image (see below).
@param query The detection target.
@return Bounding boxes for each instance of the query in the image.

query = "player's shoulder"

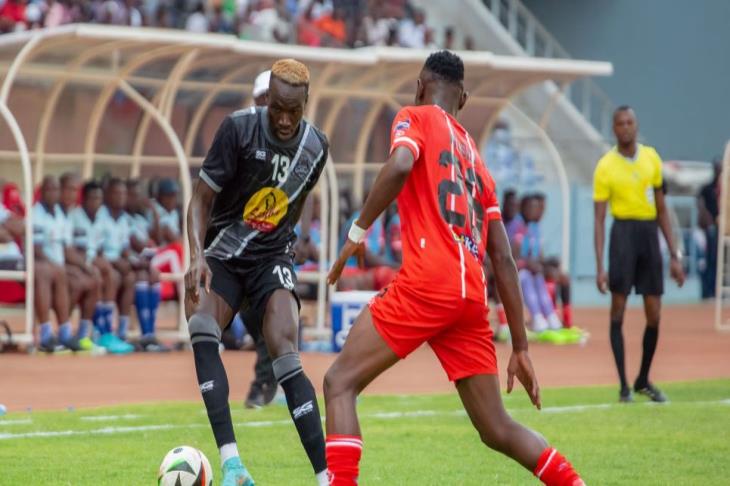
[639,144,661,161]
[305,119,329,152]
[224,106,260,133]
[596,148,618,170]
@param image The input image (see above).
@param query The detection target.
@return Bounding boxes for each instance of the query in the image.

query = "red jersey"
[389,105,501,303]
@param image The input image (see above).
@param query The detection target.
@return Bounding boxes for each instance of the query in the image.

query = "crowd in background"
[0,0,475,50]
[0,174,183,354]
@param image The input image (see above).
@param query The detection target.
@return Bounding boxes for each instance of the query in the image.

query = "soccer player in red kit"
[324,51,584,486]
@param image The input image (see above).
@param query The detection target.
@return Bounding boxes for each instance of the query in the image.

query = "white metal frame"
[0,25,611,343]
[714,141,730,331]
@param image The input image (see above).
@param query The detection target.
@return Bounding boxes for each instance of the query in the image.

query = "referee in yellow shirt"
[593,106,685,403]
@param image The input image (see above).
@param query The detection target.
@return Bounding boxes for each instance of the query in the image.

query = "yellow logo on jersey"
[243,187,288,232]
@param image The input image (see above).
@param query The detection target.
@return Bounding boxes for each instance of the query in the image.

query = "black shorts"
[206,255,300,333]
[609,219,663,296]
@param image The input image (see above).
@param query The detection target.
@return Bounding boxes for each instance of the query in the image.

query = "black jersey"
[199,106,328,262]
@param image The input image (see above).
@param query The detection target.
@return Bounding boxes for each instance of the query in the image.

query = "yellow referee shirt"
[593,144,663,220]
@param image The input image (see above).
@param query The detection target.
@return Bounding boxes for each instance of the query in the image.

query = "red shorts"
[369,281,497,382]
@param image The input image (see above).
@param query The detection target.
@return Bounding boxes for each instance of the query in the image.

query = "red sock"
[326,434,362,485]
[562,304,572,328]
[534,447,584,486]
[496,304,508,326]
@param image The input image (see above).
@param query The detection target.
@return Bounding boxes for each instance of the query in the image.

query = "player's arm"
[655,188,685,287]
[328,146,414,283]
[487,219,541,410]
[593,201,608,293]
[186,114,239,301]
[185,179,216,303]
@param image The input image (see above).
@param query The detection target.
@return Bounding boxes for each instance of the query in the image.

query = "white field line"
[80,414,143,422]
[1,399,728,441]
[0,418,33,426]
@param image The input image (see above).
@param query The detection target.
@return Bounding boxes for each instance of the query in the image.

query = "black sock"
[193,341,236,448]
[560,283,571,305]
[280,370,327,474]
[610,319,628,390]
[636,325,659,389]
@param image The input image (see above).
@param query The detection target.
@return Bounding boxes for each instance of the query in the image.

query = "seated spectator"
[246,0,291,43]
[152,178,182,245]
[0,196,22,271]
[397,7,427,48]
[32,176,82,352]
[45,0,73,28]
[512,194,562,332]
[337,207,397,291]
[102,178,168,352]
[149,178,183,300]
[313,6,347,46]
[0,0,27,33]
[443,26,455,50]
[488,189,521,341]
[533,194,572,328]
[70,181,134,354]
[186,2,210,33]
[59,173,101,352]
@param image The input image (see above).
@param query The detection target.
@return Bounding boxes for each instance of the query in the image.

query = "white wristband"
[348,223,367,244]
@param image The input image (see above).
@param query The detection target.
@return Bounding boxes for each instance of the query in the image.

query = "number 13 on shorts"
[273,264,295,290]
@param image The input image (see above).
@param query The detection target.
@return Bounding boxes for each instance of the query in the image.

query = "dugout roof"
[0,24,612,339]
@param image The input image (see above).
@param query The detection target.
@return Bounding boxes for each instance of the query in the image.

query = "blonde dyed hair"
[271,58,310,87]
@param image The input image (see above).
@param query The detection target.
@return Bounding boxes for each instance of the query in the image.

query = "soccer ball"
[158,445,213,486]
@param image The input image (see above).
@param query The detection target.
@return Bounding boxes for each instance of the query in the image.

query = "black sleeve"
[305,136,329,193]
[199,115,241,193]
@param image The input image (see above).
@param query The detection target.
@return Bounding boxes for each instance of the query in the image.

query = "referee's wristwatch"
[671,249,683,262]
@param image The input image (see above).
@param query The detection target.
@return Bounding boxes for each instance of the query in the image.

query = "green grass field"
[1,380,729,485]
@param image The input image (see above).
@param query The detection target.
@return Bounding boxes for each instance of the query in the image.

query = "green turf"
[1,380,729,485]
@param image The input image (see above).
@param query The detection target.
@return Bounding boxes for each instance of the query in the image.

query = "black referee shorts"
[206,255,301,334]
[608,219,663,296]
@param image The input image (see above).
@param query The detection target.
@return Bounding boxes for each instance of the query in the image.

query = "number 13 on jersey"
[271,154,290,183]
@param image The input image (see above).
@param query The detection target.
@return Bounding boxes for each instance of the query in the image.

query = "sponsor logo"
[394,130,405,138]
[256,150,267,160]
[242,187,288,232]
[293,161,310,179]
[394,119,410,132]
[200,380,214,393]
[292,400,314,419]
[455,233,479,258]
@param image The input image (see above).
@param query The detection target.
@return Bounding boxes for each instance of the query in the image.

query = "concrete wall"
[523,0,730,161]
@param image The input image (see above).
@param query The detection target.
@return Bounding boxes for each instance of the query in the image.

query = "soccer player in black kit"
[185,59,329,486]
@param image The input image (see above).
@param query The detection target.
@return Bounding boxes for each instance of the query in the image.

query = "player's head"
[533,192,546,220]
[520,194,539,222]
[59,172,80,209]
[502,189,518,221]
[126,179,143,212]
[252,70,271,107]
[613,105,637,146]
[268,59,309,141]
[157,178,179,211]
[107,177,127,211]
[40,175,60,207]
[81,180,103,215]
[416,50,467,113]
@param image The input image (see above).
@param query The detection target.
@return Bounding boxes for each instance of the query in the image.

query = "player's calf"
[188,312,236,450]
[273,352,328,486]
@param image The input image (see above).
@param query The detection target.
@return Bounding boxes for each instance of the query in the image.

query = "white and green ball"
[158,445,213,486]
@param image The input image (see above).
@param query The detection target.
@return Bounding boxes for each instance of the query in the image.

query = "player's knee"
[478,420,512,453]
[272,352,303,385]
[323,363,354,399]
[188,313,221,345]
[123,270,136,287]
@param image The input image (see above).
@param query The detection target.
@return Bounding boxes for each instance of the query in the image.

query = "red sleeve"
[389,107,425,161]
